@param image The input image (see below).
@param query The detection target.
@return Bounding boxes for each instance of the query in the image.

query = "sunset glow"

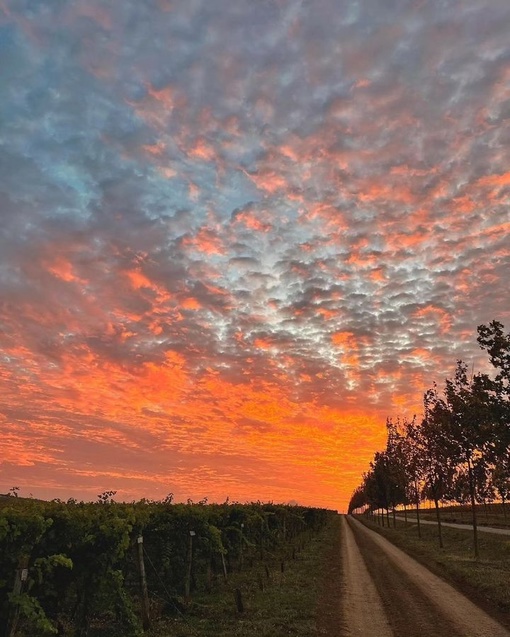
[1,0,510,511]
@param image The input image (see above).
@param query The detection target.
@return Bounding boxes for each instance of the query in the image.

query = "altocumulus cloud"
[0,0,509,510]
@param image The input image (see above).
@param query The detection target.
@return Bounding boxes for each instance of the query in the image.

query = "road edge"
[352,514,510,631]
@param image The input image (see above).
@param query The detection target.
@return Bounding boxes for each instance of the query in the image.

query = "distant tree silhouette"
[348,321,510,559]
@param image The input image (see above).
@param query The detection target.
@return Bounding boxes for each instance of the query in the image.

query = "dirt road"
[341,516,510,637]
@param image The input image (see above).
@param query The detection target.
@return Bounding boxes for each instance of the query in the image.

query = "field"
[150,514,344,637]
[4,496,510,636]
[0,496,338,637]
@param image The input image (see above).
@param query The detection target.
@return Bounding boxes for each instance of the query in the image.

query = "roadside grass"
[149,516,341,637]
[416,503,510,529]
[356,515,510,617]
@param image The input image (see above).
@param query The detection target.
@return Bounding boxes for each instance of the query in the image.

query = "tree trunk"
[392,507,396,528]
[467,458,479,559]
[434,495,443,549]
[403,503,408,525]
[415,479,422,539]
[502,495,507,520]
[76,592,90,637]
[184,532,194,600]
[136,536,151,630]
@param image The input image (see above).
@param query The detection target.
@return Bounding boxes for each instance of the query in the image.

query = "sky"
[1,0,509,512]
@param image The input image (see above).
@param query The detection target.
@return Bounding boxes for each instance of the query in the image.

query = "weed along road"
[340,516,510,637]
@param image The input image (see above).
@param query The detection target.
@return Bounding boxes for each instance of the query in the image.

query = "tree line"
[348,320,510,559]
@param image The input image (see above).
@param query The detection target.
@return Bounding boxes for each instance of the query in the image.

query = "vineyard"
[0,495,332,636]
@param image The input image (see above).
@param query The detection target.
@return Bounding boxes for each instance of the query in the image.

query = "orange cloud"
[254,338,272,350]
[126,269,153,290]
[358,180,416,206]
[413,305,452,335]
[182,227,224,255]
[410,348,432,361]
[188,138,216,162]
[128,82,185,131]
[143,142,166,157]
[45,256,85,284]
[234,210,272,232]
[243,169,288,194]
[331,331,355,347]
[370,268,386,282]
[146,84,176,110]
[181,297,202,311]
[477,171,510,189]
[317,307,338,319]
[331,331,360,369]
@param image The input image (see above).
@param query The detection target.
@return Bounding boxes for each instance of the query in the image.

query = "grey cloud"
[1,0,510,504]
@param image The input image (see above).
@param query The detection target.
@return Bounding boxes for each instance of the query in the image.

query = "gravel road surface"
[341,515,510,637]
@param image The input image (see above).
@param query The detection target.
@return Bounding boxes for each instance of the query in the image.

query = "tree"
[441,361,496,558]
[348,486,368,515]
[414,385,458,549]
[399,417,424,537]
[348,321,510,558]
[384,419,414,527]
[477,321,510,498]
[493,460,510,518]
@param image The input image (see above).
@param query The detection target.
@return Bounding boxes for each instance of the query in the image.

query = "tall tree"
[415,385,457,549]
[385,418,415,526]
[441,361,495,558]
[400,417,424,537]
[477,321,510,484]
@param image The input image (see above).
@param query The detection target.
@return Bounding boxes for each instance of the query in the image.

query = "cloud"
[1,0,509,510]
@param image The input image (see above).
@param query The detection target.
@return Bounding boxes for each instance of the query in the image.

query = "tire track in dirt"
[340,515,392,636]
[345,516,510,637]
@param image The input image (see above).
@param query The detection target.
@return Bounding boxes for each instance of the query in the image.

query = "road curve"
[341,515,510,637]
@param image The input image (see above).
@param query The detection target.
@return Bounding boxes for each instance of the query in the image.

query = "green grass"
[357,514,510,617]
[148,518,341,637]
[415,503,510,528]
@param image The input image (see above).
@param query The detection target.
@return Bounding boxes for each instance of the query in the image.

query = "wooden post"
[6,555,30,637]
[220,551,228,582]
[233,588,244,613]
[137,536,151,631]
[206,558,213,592]
[184,531,195,601]
[239,523,244,572]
